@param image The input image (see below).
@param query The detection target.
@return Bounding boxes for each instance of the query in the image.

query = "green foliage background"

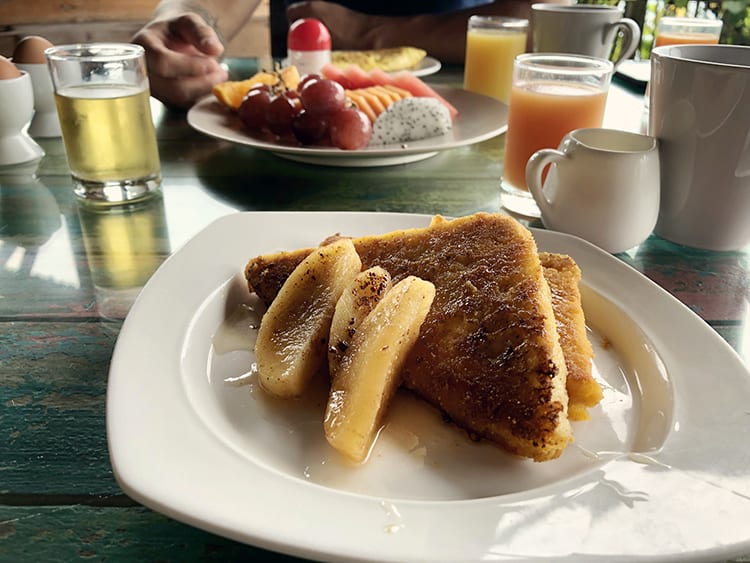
[577,0,750,58]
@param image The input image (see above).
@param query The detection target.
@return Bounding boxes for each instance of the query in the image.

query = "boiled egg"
[0,55,22,79]
[12,35,54,65]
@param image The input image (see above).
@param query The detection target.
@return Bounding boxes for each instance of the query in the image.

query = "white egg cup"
[15,62,61,138]
[0,71,45,166]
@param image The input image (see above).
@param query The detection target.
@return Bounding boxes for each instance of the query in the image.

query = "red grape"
[249,83,273,95]
[292,109,329,145]
[238,88,272,131]
[267,93,300,136]
[329,108,372,150]
[299,78,346,117]
[297,73,321,92]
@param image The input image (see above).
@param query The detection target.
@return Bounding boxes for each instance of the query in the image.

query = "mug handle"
[526,148,565,218]
[608,18,642,66]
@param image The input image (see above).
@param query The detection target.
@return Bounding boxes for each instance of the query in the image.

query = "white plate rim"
[186,86,507,167]
[107,211,750,562]
[616,59,651,85]
[402,55,441,77]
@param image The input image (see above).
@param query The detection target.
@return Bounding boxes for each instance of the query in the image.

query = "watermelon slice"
[366,68,397,87]
[318,63,351,88]
[341,64,375,89]
[388,71,458,120]
[321,63,458,120]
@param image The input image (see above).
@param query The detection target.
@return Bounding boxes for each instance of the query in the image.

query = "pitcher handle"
[526,148,565,219]
[608,18,642,67]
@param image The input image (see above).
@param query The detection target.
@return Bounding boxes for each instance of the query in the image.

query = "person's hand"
[286,1,376,50]
[132,12,228,109]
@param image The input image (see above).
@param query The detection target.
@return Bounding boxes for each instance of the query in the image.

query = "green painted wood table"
[1,59,749,562]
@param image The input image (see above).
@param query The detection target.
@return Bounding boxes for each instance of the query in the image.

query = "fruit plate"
[186,86,507,167]
[108,211,750,562]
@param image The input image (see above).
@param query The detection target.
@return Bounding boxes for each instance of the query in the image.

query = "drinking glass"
[500,53,614,217]
[45,43,161,204]
[654,17,722,48]
[463,16,528,104]
[644,18,722,112]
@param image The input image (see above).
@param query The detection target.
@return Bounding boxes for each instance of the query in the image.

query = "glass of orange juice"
[644,17,722,113]
[463,16,529,104]
[501,53,614,217]
[654,17,722,48]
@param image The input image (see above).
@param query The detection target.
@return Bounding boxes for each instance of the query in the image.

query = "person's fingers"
[132,14,228,108]
[169,13,225,57]
[149,46,225,81]
[149,66,228,109]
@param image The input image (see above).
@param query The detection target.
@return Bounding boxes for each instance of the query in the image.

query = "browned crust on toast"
[539,252,601,421]
[246,213,574,461]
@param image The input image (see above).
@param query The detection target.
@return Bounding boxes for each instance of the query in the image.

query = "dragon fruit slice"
[369,97,451,146]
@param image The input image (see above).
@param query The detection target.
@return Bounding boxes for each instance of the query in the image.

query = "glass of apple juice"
[45,43,161,204]
[500,53,614,217]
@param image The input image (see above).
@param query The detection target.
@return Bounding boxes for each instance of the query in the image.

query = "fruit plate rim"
[186,86,507,166]
[107,211,750,563]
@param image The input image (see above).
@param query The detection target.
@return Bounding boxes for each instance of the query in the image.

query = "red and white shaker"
[287,18,331,77]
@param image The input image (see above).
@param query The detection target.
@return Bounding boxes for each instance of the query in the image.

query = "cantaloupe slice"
[346,91,377,122]
[345,85,412,123]
[356,90,387,115]
[369,85,399,104]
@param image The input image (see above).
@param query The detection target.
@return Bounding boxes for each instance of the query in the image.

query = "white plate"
[108,212,750,562]
[186,87,507,167]
[400,55,441,77]
[616,59,651,86]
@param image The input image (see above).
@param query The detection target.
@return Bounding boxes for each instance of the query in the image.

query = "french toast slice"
[246,221,600,422]
[540,252,601,421]
[245,213,574,461]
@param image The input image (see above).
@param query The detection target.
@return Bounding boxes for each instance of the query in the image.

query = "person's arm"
[286,1,569,64]
[133,0,261,109]
[151,0,261,44]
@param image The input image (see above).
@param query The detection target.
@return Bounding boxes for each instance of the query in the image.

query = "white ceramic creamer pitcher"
[526,128,660,253]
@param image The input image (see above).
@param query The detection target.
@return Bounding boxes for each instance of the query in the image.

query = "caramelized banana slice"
[324,275,435,463]
[255,239,362,397]
[328,266,392,376]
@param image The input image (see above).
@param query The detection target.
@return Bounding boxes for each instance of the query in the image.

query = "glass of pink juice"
[654,17,722,48]
[501,53,614,217]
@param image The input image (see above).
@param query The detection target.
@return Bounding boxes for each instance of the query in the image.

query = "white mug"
[650,44,750,251]
[531,4,641,67]
[526,128,660,254]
